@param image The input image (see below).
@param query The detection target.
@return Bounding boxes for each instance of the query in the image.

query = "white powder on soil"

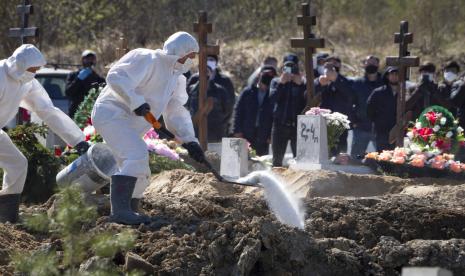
[237,171,305,229]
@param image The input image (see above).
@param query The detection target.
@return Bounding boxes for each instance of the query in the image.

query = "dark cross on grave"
[386,21,420,147]
[193,11,220,150]
[8,0,39,45]
[116,36,129,59]
[290,1,325,109]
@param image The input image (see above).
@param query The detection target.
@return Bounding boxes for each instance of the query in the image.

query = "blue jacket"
[233,85,274,143]
[351,73,383,130]
[315,74,355,122]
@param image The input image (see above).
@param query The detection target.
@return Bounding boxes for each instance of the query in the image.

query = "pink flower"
[154,143,179,160]
[409,158,425,167]
[391,156,405,164]
[450,161,462,173]
[305,107,332,116]
[144,128,159,140]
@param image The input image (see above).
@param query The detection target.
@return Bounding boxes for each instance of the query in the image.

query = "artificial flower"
[440,117,447,125]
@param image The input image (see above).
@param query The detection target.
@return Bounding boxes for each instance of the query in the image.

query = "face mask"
[207,60,217,71]
[174,58,194,74]
[259,74,274,87]
[444,71,458,83]
[420,73,434,82]
[82,61,94,68]
[365,65,378,74]
[317,65,325,76]
[19,71,35,83]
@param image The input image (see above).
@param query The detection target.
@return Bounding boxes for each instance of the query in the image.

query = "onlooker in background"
[270,54,306,166]
[315,55,354,156]
[406,62,451,119]
[233,66,277,155]
[65,50,105,117]
[438,61,461,116]
[351,55,383,160]
[188,54,235,103]
[449,62,465,128]
[314,52,329,78]
[367,66,399,151]
[188,65,234,142]
[246,56,278,87]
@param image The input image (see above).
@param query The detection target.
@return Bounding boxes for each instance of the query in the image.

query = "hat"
[385,66,399,74]
[283,53,299,65]
[316,53,329,61]
[207,54,218,62]
[444,61,460,72]
[261,65,277,76]
[81,50,96,58]
[419,62,436,73]
[325,55,341,64]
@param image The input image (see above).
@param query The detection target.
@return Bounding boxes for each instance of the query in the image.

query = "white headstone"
[291,115,328,170]
[401,267,453,276]
[207,142,222,155]
[220,138,248,179]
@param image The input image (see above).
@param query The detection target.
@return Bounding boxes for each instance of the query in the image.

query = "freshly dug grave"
[3,168,465,275]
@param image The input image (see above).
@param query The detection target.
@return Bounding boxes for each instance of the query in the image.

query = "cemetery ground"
[2,160,465,275]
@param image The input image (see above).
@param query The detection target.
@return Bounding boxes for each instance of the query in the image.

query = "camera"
[284,66,292,74]
[283,64,299,74]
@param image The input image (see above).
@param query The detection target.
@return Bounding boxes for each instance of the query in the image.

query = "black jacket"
[351,73,383,130]
[406,80,454,120]
[450,79,465,128]
[367,85,397,134]
[315,74,355,122]
[233,85,274,143]
[188,69,235,103]
[269,78,306,126]
[188,81,234,142]
[65,69,105,117]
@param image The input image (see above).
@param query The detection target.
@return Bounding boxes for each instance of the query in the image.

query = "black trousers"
[375,131,394,152]
[331,129,348,157]
[272,123,297,167]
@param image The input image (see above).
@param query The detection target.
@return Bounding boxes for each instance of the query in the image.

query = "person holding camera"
[314,55,355,156]
[406,62,453,120]
[269,54,306,167]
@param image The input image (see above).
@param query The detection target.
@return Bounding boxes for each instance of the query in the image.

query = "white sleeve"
[106,51,153,111]
[20,80,84,146]
[163,75,197,143]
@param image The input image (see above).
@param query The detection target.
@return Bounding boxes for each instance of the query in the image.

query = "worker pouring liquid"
[0,44,90,223]
[91,32,206,225]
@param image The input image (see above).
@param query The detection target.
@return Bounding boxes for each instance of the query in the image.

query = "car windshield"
[35,75,67,100]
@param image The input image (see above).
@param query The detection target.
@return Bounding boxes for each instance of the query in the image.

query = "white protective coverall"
[91,32,199,198]
[0,44,85,195]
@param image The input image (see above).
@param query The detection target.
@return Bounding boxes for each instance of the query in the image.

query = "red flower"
[425,111,439,125]
[417,127,433,141]
[87,117,93,125]
[460,141,465,147]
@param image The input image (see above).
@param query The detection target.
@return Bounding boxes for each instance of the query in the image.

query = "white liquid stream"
[237,171,305,229]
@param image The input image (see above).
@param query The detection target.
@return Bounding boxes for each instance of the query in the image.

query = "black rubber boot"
[131,198,141,213]
[110,175,150,225]
[0,194,21,223]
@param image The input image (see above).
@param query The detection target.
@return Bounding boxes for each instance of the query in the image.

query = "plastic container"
[56,143,117,193]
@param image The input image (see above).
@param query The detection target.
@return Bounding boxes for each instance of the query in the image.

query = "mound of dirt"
[0,224,39,274]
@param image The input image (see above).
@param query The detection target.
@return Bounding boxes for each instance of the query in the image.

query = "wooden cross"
[386,21,420,147]
[8,0,39,45]
[193,11,220,150]
[290,1,325,109]
[115,36,129,59]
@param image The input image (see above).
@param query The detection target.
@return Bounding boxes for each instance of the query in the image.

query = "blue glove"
[77,68,92,80]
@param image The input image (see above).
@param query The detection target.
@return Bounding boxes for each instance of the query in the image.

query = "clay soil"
[2,168,465,275]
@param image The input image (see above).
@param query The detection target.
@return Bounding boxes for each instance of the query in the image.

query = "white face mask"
[444,71,458,83]
[174,58,194,74]
[19,71,35,83]
[207,60,217,71]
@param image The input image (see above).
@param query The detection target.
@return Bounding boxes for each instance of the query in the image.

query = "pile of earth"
[2,168,465,275]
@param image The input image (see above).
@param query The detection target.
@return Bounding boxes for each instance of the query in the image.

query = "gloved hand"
[134,103,151,116]
[77,68,92,80]
[75,141,90,156]
[182,142,205,163]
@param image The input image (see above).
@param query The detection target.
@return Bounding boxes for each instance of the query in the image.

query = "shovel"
[144,113,260,188]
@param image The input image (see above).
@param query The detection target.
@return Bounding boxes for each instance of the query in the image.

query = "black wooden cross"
[193,11,220,150]
[8,0,39,45]
[290,1,325,109]
[116,35,129,59]
[386,21,420,147]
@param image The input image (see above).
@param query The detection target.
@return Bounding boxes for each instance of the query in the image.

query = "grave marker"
[8,0,39,45]
[220,138,248,179]
[401,267,452,276]
[292,115,328,170]
[115,35,129,59]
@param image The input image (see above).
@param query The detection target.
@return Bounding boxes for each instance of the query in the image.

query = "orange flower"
[365,152,379,159]
[392,156,405,164]
[410,158,425,167]
[378,151,393,161]
[431,159,446,169]
[450,162,462,173]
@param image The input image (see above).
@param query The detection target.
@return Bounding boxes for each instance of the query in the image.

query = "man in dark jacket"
[188,54,235,104]
[188,66,234,142]
[246,56,278,87]
[367,67,399,151]
[270,54,306,166]
[233,66,277,155]
[438,61,461,116]
[314,56,354,155]
[351,56,383,159]
[65,50,105,117]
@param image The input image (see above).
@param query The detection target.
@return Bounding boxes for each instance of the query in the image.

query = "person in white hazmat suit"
[91,32,206,225]
[0,44,90,223]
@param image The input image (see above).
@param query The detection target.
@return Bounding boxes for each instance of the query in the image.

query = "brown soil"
[2,168,465,275]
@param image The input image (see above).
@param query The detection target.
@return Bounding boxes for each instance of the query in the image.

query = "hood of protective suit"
[163,32,199,58]
[5,44,46,81]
